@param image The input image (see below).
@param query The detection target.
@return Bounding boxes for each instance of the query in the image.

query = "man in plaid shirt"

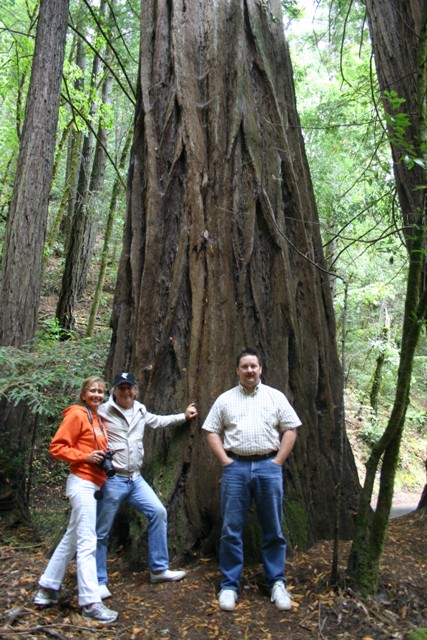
[203,347,301,612]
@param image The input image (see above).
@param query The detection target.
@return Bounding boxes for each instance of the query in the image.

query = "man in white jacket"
[96,372,197,598]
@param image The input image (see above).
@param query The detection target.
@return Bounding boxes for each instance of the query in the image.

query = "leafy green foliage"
[36,316,75,342]
[281,0,303,21]
[406,629,427,640]
[381,90,426,169]
[0,0,139,269]
[287,0,426,485]
[359,416,384,447]
[0,332,110,419]
[0,0,38,228]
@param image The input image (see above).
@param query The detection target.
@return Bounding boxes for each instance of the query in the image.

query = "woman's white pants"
[39,474,101,606]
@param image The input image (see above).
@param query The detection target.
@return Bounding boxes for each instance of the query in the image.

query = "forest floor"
[1,266,424,639]
[0,502,425,640]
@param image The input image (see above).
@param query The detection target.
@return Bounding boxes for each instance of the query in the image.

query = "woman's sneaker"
[34,587,59,606]
[82,602,118,624]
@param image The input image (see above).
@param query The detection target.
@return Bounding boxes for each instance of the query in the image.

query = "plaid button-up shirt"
[202,382,301,456]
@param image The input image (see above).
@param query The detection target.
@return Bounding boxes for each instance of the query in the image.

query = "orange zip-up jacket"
[49,405,108,487]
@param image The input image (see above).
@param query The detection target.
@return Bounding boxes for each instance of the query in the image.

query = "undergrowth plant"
[0,327,111,519]
[0,327,110,419]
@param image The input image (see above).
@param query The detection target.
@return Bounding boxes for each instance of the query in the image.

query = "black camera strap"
[85,407,111,500]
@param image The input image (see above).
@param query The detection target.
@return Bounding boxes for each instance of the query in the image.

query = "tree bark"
[348,0,427,595]
[43,126,82,272]
[417,460,427,510]
[107,0,359,559]
[56,0,113,331]
[56,86,97,328]
[61,37,86,240]
[0,0,69,516]
[87,127,131,337]
[0,0,70,346]
[369,313,390,415]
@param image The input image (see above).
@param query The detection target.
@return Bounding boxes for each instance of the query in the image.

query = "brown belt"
[227,451,277,462]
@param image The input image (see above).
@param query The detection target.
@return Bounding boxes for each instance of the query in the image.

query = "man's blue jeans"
[96,474,169,586]
[220,458,286,591]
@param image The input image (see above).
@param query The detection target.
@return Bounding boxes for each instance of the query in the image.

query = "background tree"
[0,0,69,515]
[0,0,69,346]
[55,0,136,331]
[0,1,39,224]
[106,0,359,559]
[288,1,425,443]
[347,0,427,595]
[287,0,426,594]
[86,127,132,337]
[287,0,407,395]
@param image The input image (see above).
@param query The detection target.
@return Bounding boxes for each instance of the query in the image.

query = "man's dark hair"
[236,347,263,368]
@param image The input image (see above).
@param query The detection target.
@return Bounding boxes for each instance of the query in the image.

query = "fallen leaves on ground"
[0,510,425,639]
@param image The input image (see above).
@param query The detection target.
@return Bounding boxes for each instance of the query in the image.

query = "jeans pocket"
[222,460,235,470]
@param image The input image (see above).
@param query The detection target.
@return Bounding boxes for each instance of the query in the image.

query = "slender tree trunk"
[0,154,16,222]
[88,75,112,209]
[14,3,39,141]
[61,38,86,239]
[43,128,83,271]
[106,0,359,560]
[51,120,73,193]
[62,129,84,239]
[0,0,69,517]
[0,0,69,346]
[369,311,390,414]
[349,255,427,593]
[86,127,131,337]
[41,120,73,272]
[348,0,427,595]
[86,0,113,226]
[56,1,111,331]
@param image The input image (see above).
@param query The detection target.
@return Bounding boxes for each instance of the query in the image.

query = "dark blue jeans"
[96,474,168,585]
[220,458,286,591]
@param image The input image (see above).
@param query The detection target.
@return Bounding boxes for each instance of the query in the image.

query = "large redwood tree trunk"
[107,0,359,558]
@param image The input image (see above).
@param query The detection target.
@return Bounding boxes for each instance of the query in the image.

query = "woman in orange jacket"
[34,376,118,624]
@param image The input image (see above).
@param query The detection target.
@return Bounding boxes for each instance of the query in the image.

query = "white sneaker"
[82,602,118,624]
[99,584,112,599]
[270,581,291,610]
[218,589,237,611]
[34,587,59,606]
[150,569,186,583]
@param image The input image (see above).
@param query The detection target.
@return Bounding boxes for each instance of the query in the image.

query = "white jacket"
[98,395,186,478]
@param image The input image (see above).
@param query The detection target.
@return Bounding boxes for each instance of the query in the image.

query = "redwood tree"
[0,0,69,346]
[107,0,359,558]
[0,0,69,515]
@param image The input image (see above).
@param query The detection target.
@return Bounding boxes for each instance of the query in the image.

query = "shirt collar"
[238,381,261,396]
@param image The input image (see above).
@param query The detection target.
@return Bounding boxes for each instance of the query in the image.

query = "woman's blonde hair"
[79,376,106,404]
